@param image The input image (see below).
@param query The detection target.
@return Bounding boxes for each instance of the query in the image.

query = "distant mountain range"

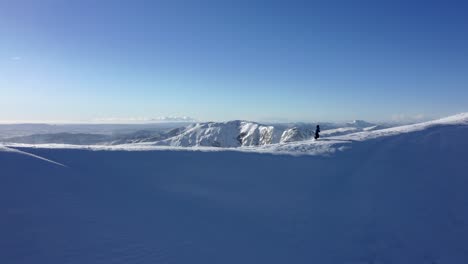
[1,120,388,147]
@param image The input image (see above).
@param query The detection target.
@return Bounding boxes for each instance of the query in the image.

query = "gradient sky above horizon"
[1,0,467,123]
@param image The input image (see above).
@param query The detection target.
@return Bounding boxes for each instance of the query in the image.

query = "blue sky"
[1,0,467,123]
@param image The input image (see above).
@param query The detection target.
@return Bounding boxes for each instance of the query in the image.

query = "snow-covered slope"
[279,127,314,143]
[256,112,468,155]
[341,112,468,141]
[1,114,468,263]
[320,127,360,137]
[0,145,66,166]
[319,120,386,137]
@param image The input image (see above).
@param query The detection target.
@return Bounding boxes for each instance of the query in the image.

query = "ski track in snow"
[0,145,67,167]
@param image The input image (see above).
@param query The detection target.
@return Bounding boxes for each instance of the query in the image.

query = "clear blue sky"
[1,0,467,123]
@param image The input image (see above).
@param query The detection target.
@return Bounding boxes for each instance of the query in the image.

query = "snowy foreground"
[1,113,468,263]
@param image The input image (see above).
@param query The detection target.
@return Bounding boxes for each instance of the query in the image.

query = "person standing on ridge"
[314,125,320,140]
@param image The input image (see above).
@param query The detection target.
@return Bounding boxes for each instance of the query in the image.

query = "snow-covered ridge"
[153,120,314,147]
[0,119,378,147]
[2,113,467,156]
[151,118,384,148]
[255,112,468,154]
[338,112,468,142]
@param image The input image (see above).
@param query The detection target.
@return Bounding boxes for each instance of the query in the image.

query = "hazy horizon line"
[0,112,458,125]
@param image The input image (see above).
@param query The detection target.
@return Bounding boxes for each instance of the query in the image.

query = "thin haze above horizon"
[1,0,467,123]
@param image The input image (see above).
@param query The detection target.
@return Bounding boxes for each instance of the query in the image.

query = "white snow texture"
[1,113,468,263]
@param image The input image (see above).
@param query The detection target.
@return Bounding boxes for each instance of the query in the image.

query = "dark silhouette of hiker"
[314,125,320,140]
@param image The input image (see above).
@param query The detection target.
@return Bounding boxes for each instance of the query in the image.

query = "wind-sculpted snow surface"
[1,117,468,264]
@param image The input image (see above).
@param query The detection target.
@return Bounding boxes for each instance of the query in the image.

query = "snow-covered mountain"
[8,114,467,150]
[0,120,403,149]
[2,133,111,145]
[346,119,375,128]
[279,127,315,143]
[134,120,383,147]
[152,120,318,147]
[1,119,387,147]
[2,113,468,264]
[0,127,185,146]
[155,121,272,147]
[109,127,184,144]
